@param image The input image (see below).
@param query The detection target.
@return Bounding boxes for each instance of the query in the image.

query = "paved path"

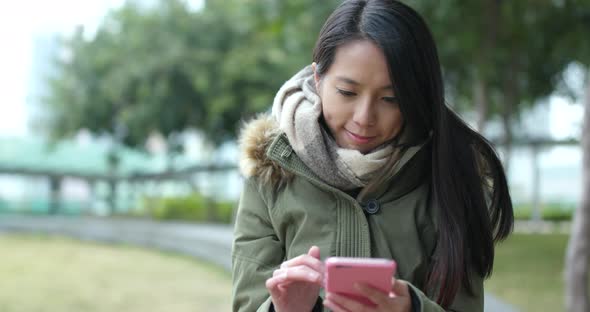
[0,215,233,271]
[0,214,518,312]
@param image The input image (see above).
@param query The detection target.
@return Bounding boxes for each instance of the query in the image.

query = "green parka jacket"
[232,115,483,312]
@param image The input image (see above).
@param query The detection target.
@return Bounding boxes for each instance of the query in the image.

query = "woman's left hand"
[323,277,412,312]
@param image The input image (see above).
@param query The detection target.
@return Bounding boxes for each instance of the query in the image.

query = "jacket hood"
[238,114,294,186]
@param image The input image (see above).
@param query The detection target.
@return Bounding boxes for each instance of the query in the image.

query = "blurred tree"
[563,7,590,304]
[566,76,590,312]
[415,1,590,310]
[41,0,340,150]
[43,1,210,149]
[562,3,590,311]
[200,0,340,142]
[414,0,590,168]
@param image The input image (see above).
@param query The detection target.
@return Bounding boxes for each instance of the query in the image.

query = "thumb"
[308,245,320,259]
[391,278,410,297]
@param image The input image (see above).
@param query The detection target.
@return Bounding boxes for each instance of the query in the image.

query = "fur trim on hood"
[238,114,294,186]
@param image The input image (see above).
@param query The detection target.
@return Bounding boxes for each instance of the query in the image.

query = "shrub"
[216,201,236,224]
[542,202,575,221]
[513,204,532,220]
[150,193,236,224]
[512,202,575,221]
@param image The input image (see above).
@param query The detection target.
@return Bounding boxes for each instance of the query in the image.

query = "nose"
[352,97,376,127]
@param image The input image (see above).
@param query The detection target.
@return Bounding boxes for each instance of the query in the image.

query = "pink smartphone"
[324,257,396,307]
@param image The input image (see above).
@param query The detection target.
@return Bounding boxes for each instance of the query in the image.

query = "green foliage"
[216,200,236,224]
[42,0,339,148]
[513,202,576,221]
[413,0,590,125]
[150,193,236,224]
[42,0,590,148]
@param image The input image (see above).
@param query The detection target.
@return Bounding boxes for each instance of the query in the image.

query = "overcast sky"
[0,0,127,137]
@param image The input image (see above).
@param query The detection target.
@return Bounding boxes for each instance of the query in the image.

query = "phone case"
[324,257,396,307]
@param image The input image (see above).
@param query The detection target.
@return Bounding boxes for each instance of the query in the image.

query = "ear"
[312,62,321,90]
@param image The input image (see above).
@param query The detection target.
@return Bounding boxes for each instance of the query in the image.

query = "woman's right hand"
[265,246,324,312]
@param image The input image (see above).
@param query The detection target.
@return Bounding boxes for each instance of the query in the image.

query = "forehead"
[326,39,392,87]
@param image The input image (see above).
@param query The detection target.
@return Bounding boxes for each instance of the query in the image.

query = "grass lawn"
[486,233,589,312]
[0,233,232,312]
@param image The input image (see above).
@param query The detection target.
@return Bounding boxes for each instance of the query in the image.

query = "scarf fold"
[271,65,400,191]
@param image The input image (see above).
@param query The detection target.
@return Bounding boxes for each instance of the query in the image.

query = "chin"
[348,144,373,153]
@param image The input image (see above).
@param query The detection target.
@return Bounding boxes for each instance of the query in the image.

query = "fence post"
[531,144,542,224]
[48,175,62,214]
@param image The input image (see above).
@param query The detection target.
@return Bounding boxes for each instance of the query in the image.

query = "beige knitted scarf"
[271,65,402,191]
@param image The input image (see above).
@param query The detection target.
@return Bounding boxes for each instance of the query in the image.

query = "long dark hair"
[313,0,514,307]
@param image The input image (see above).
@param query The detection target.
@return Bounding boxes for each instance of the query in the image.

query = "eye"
[336,88,356,97]
[382,96,398,104]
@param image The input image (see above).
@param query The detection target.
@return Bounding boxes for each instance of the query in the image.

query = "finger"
[272,268,286,277]
[323,298,350,312]
[272,265,323,284]
[279,253,324,273]
[278,281,292,292]
[326,292,371,312]
[266,275,297,292]
[354,283,390,307]
[265,275,285,298]
[308,245,320,259]
[270,271,296,288]
[391,278,410,297]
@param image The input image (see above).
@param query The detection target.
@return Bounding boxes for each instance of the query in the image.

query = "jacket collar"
[267,132,430,204]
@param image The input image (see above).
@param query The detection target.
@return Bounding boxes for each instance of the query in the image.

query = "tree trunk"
[500,53,520,175]
[107,149,120,215]
[531,145,542,223]
[474,0,499,134]
[108,179,118,215]
[501,90,514,174]
[474,76,489,133]
[48,176,62,215]
[565,77,590,312]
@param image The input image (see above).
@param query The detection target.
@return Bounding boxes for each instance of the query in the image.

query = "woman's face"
[313,39,404,154]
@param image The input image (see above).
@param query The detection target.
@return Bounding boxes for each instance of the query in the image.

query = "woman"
[232,1,513,311]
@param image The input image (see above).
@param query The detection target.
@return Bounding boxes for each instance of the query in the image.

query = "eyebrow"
[335,76,393,90]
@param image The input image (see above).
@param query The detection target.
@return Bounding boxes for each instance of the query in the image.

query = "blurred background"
[0,0,588,311]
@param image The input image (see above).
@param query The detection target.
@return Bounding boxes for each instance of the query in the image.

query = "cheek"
[322,111,342,137]
[323,110,334,123]
[386,113,404,137]
[322,107,346,130]
[321,97,342,127]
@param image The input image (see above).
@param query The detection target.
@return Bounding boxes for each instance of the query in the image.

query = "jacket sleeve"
[405,271,484,312]
[232,177,285,312]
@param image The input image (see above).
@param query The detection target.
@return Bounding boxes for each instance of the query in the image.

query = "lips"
[345,129,376,144]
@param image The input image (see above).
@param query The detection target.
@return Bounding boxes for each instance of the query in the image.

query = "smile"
[345,130,376,144]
